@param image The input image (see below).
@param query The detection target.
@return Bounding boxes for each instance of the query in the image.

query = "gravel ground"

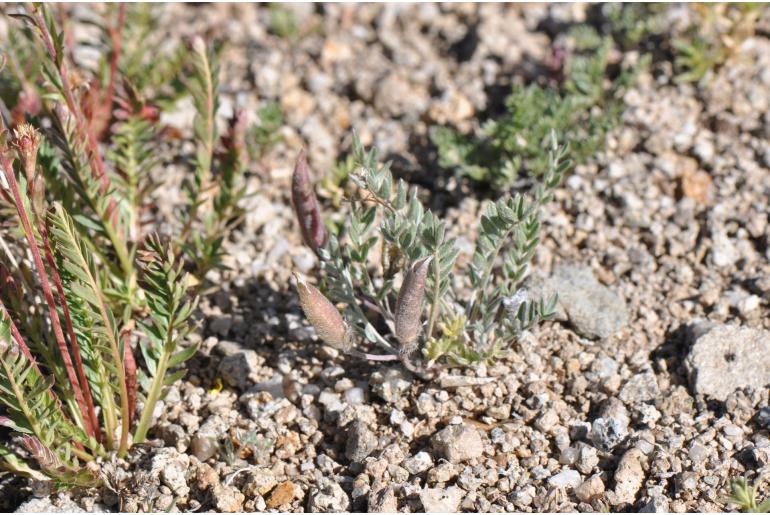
[4,3,770,513]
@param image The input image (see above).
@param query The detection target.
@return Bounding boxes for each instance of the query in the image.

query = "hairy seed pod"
[20,435,60,469]
[295,274,351,351]
[292,149,328,255]
[395,256,432,355]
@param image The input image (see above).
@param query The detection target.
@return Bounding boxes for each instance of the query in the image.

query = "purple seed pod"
[20,435,60,469]
[395,256,432,355]
[295,274,352,351]
[292,149,328,255]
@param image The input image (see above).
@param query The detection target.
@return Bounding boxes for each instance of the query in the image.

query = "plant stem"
[29,5,109,191]
[132,343,169,444]
[425,247,441,341]
[53,205,131,456]
[0,150,94,439]
[467,231,510,324]
[347,350,400,362]
[179,38,216,244]
[37,222,100,443]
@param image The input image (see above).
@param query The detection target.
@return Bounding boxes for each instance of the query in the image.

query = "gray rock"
[218,349,262,389]
[640,495,670,513]
[757,406,770,427]
[590,399,630,451]
[191,415,227,461]
[576,444,600,474]
[159,423,189,452]
[613,449,645,504]
[403,451,433,475]
[529,264,628,339]
[344,387,366,405]
[212,484,245,513]
[150,448,190,497]
[548,469,582,489]
[346,421,378,462]
[431,424,484,463]
[307,478,351,512]
[370,367,412,403]
[242,468,278,497]
[419,486,463,513]
[368,486,398,513]
[685,325,770,401]
[559,446,579,466]
[619,372,660,404]
[15,495,102,513]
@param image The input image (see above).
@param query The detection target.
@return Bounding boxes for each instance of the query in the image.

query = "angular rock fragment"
[685,324,770,401]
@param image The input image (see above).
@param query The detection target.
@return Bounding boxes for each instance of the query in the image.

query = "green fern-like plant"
[727,476,770,513]
[293,131,568,374]
[178,38,252,278]
[0,4,262,489]
[430,25,643,192]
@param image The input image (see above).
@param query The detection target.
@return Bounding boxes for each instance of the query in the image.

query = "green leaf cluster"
[0,4,258,488]
[315,132,569,367]
[430,24,643,191]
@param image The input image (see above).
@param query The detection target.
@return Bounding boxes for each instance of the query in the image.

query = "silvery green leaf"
[364,323,379,344]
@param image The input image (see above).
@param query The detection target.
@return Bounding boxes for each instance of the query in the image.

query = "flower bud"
[395,256,432,355]
[292,150,328,255]
[295,274,352,351]
[11,123,41,184]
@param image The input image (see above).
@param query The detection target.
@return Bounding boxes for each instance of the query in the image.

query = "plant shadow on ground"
[193,275,400,389]
[0,476,29,511]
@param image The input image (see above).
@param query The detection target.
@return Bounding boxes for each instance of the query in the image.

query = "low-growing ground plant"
[293,132,569,377]
[430,22,641,192]
[0,4,256,488]
[672,3,762,83]
[726,475,770,513]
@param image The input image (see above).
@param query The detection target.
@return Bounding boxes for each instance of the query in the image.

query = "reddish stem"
[0,300,88,454]
[28,4,122,255]
[0,300,38,366]
[104,4,126,118]
[28,5,109,192]
[0,149,95,440]
[38,221,101,443]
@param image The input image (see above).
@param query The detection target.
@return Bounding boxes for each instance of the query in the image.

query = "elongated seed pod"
[295,274,352,351]
[20,435,60,469]
[292,150,328,255]
[395,256,432,355]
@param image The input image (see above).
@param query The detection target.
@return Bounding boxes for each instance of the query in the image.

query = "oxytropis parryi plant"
[294,133,570,378]
[0,4,249,488]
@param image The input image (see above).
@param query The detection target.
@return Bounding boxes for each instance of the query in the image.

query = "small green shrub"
[672,4,761,83]
[247,101,284,160]
[293,132,569,375]
[0,4,256,488]
[269,4,299,41]
[727,476,770,513]
[430,23,644,192]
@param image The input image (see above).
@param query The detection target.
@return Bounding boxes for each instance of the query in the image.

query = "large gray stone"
[431,424,484,463]
[307,478,351,512]
[528,264,628,339]
[345,421,378,462]
[685,325,770,401]
[419,486,463,513]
